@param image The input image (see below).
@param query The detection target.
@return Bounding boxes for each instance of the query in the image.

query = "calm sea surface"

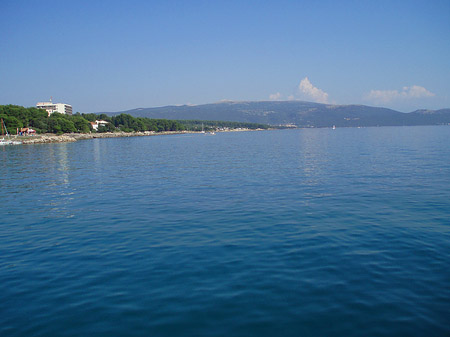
[1,126,449,336]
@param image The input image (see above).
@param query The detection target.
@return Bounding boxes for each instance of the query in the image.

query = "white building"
[36,100,73,116]
[90,120,109,131]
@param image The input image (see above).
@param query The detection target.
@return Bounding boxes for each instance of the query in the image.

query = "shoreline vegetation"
[0,104,272,145]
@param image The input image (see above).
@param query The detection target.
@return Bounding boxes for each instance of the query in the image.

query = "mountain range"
[102,101,450,128]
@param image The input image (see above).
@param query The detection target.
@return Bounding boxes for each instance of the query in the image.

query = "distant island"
[103,100,450,128]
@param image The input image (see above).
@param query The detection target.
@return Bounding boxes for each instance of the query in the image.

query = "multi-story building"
[36,100,73,116]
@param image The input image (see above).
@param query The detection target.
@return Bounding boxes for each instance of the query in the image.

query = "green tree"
[71,115,91,133]
[0,114,23,134]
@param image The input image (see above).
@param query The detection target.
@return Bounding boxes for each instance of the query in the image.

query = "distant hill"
[101,101,450,128]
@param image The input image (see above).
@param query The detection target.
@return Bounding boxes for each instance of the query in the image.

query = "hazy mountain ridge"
[103,101,450,127]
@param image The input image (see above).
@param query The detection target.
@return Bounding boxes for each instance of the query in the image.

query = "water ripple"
[1,127,449,336]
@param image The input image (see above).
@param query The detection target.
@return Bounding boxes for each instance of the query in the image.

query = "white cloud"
[268,77,329,103]
[406,85,435,98]
[269,92,282,100]
[367,85,435,103]
[298,77,329,103]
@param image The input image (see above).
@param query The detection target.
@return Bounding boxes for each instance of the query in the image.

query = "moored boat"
[0,118,22,146]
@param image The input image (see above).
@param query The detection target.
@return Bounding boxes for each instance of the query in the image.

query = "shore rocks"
[18,129,261,145]
[22,134,77,144]
[20,131,187,144]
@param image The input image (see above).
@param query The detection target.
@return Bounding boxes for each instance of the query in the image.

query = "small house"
[90,120,109,131]
[19,128,36,135]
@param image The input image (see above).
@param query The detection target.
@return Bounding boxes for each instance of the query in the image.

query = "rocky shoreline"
[18,129,263,145]
[18,131,189,144]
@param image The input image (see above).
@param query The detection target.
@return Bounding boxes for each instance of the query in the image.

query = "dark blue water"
[1,126,449,336]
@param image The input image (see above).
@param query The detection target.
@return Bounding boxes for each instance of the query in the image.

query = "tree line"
[80,113,184,133]
[0,105,185,134]
[177,120,270,131]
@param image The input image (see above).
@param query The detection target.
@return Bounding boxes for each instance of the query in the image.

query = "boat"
[332,125,336,130]
[0,118,22,146]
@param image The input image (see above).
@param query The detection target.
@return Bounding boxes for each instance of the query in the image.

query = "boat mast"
[1,118,10,137]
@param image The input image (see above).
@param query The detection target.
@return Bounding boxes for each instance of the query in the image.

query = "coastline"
[18,131,191,144]
[18,128,266,145]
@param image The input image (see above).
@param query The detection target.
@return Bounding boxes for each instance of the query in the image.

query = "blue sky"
[1,0,449,113]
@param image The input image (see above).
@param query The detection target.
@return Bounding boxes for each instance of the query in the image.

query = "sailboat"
[201,123,215,135]
[0,118,22,146]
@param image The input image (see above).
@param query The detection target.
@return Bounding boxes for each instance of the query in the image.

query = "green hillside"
[106,101,450,127]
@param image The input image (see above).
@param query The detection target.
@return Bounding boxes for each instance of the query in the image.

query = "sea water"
[1,126,449,336]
